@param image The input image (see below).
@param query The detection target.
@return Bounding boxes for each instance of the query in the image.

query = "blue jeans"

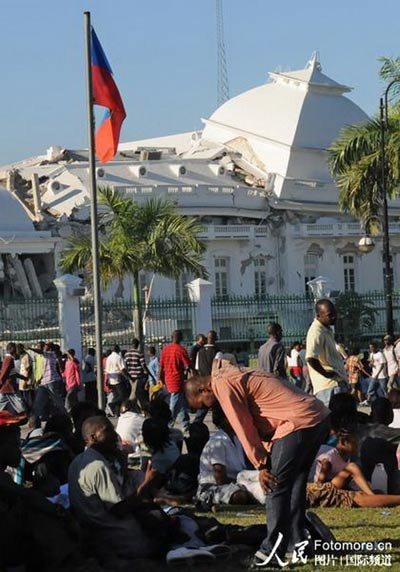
[260,416,330,559]
[168,391,190,432]
[33,381,66,420]
[367,377,388,401]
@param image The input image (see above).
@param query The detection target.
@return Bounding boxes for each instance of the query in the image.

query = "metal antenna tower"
[216,0,230,106]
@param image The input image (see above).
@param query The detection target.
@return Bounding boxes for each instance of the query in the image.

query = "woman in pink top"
[63,349,82,412]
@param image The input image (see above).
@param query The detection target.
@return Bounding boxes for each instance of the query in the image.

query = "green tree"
[328,57,400,225]
[60,187,208,343]
[335,291,378,346]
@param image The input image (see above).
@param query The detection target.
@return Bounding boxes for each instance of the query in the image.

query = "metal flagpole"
[84,11,105,409]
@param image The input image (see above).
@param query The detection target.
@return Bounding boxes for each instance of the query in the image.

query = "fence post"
[53,274,85,359]
[187,278,213,336]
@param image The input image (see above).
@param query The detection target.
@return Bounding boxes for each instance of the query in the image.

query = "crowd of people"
[1,298,400,570]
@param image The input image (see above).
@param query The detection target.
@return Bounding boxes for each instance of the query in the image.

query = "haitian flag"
[91,27,126,163]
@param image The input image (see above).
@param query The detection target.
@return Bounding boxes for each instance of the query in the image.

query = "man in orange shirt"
[186,360,330,568]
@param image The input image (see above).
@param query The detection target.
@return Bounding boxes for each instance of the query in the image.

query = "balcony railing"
[197,224,269,240]
[293,222,400,238]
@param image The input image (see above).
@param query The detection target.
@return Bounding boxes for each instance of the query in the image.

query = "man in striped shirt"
[125,339,153,409]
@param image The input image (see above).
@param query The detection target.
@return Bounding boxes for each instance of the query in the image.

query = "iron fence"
[0,296,60,346]
[2,290,400,353]
[80,297,196,351]
[212,294,315,346]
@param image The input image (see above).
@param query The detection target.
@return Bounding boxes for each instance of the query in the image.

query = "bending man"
[186,359,330,568]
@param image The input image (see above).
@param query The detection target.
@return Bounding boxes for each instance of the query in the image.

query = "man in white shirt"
[105,345,128,416]
[363,342,388,405]
[196,405,252,507]
[383,335,399,392]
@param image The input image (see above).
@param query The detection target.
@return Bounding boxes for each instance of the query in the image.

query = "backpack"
[305,510,336,552]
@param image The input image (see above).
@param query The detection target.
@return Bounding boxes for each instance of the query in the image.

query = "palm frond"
[329,108,400,221]
[60,190,208,288]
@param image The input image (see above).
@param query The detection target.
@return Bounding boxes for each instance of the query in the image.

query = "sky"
[1,0,400,166]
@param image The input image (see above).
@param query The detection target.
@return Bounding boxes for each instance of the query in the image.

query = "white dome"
[203,54,368,151]
[202,54,369,200]
[0,186,34,232]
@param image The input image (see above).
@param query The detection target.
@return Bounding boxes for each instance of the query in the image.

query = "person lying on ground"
[307,481,400,508]
[196,403,254,507]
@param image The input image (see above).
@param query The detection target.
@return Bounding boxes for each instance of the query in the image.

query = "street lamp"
[358,215,381,254]
[378,80,400,337]
[358,235,375,254]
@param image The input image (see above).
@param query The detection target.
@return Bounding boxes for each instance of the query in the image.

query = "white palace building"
[1,53,400,303]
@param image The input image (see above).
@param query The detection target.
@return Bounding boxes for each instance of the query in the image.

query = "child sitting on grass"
[314,429,374,494]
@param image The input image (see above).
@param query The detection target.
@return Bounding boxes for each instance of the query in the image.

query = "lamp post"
[379,80,400,337]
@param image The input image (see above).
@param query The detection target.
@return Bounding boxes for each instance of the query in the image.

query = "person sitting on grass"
[142,417,206,500]
[196,403,254,508]
[314,428,374,495]
[142,417,180,479]
[68,416,228,566]
[116,399,145,455]
[147,396,184,450]
[308,427,400,508]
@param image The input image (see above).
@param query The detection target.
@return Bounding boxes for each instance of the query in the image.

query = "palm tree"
[335,291,378,346]
[328,57,400,226]
[60,187,208,343]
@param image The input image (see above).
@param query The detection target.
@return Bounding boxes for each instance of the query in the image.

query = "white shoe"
[166,547,216,564]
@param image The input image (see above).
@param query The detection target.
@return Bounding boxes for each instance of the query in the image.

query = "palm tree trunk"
[132,269,144,347]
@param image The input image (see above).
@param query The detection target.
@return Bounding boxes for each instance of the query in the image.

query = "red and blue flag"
[91,27,126,163]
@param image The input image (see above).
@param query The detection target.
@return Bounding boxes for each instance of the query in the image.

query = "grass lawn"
[132,505,400,571]
[215,505,400,571]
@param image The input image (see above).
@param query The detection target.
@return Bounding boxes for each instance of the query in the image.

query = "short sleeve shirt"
[306,319,347,393]
[105,352,126,385]
[371,351,387,379]
[258,338,286,377]
[159,343,191,392]
[68,447,153,558]
[198,429,247,485]
[383,346,398,377]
